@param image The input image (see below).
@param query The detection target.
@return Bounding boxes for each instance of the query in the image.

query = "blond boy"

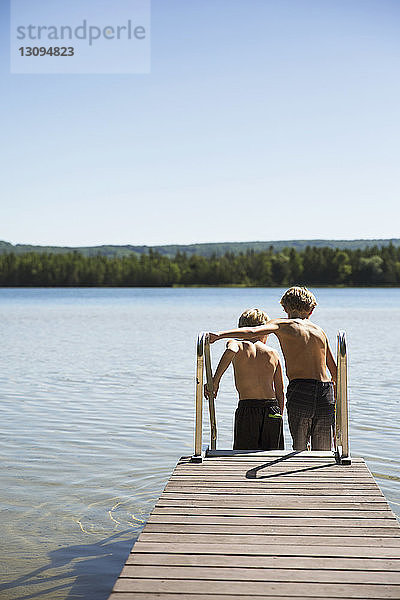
[209,287,337,451]
[207,308,284,450]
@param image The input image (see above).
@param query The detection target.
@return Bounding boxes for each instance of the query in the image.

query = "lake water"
[0,287,399,599]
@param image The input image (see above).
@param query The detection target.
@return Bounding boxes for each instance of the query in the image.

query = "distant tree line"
[1,245,400,286]
[1,238,400,258]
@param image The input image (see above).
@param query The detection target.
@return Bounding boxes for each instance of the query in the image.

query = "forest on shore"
[1,238,399,258]
[1,244,400,287]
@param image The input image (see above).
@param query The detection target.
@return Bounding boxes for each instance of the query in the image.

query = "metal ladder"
[192,330,350,464]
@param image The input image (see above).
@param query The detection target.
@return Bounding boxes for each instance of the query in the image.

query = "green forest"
[1,244,400,286]
[1,238,400,258]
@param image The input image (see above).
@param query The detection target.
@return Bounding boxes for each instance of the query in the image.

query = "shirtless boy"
[209,287,337,451]
[207,308,284,450]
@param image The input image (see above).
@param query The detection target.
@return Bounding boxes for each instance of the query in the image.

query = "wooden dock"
[109,450,400,599]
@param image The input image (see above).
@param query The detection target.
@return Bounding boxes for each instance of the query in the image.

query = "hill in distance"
[0,239,399,258]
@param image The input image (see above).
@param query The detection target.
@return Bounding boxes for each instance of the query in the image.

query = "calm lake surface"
[1,287,399,599]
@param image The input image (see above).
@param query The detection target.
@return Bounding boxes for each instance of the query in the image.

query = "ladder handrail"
[336,330,350,461]
[194,333,204,456]
[204,336,217,450]
[194,332,217,457]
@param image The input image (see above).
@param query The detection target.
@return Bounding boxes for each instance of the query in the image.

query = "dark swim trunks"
[286,379,335,451]
[233,399,284,450]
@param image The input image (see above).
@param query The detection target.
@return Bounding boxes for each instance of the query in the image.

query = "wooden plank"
[108,595,364,600]
[170,473,376,481]
[112,578,400,597]
[177,459,367,466]
[166,481,379,488]
[160,491,387,500]
[132,541,400,557]
[203,455,365,461]
[119,564,400,584]
[167,479,379,486]
[172,472,373,479]
[157,503,390,513]
[202,454,343,459]
[174,464,370,477]
[173,467,372,473]
[168,481,379,488]
[152,506,395,518]
[148,514,399,527]
[200,460,366,466]
[166,486,380,492]
[158,495,388,505]
[164,487,383,496]
[202,461,365,467]
[171,476,374,481]
[204,450,339,457]
[166,487,381,494]
[170,471,377,479]
[138,532,400,546]
[174,465,370,472]
[170,476,376,482]
[168,475,377,482]
[157,501,390,512]
[143,524,400,537]
[126,552,400,570]
[164,492,386,500]
[202,460,342,466]
[177,461,367,467]
[179,465,366,475]
[200,464,366,469]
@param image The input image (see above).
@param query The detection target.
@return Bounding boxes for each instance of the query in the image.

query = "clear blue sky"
[1,0,400,246]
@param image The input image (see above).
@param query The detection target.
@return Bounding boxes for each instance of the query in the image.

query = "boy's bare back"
[228,339,281,400]
[271,318,334,381]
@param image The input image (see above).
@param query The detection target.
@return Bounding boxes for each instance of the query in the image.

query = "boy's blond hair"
[238,308,270,328]
[280,286,317,313]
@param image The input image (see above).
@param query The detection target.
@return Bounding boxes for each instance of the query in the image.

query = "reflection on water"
[0,287,399,599]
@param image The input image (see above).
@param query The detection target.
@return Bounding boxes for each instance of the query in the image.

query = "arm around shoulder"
[209,320,280,343]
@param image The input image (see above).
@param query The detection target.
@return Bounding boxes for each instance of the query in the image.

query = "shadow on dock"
[245,450,336,479]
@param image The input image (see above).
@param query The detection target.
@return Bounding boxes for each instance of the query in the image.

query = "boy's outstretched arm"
[274,359,285,414]
[209,321,280,344]
[326,342,337,383]
[205,341,238,400]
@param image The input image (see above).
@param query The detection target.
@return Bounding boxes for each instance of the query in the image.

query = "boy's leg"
[311,382,335,450]
[286,379,315,451]
[287,408,311,451]
[260,405,284,450]
[310,413,334,450]
[233,401,263,450]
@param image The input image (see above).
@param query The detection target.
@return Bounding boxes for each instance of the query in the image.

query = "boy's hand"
[204,381,218,400]
[208,332,219,344]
